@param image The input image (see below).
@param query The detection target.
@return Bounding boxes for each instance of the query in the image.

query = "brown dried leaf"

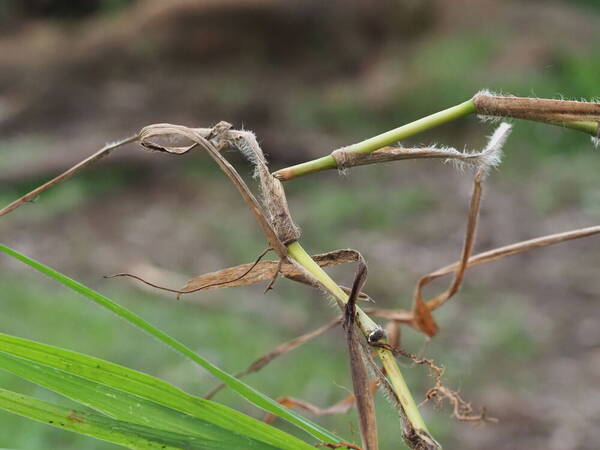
[473,93,600,125]
[411,124,511,337]
[181,249,361,293]
[263,380,380,424]
[139,123,288,257]
[344,258,378,450]
[411,170,484,337]
[205,317,342,399]
[424,224,600,311]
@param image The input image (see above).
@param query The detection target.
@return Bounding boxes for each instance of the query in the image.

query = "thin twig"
[204,317,342,399]
[0,135,138,217]
[424,224,600,312]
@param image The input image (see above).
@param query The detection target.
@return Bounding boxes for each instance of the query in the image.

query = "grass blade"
[0,352,281,449]
[0,243,341,444]
[0,332,313,450]
[0,387,211,449]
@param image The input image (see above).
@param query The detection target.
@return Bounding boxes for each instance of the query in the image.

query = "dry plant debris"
[2,92,599,450]
[343,257,378,450]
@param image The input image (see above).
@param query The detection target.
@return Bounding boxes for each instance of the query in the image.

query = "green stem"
[275,99,476,181]
[559,120,598,135]
[286,241,430,434]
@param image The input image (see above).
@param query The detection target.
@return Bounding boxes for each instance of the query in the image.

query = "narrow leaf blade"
[0,243,341,443]
[0,387,204,449]
[0,332,313,450]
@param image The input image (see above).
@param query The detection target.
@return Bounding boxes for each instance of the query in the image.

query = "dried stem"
[473,92,600,133]
[0,135,138,217]
[423,224,600,312]
[343,259,378,450]
[412,170,484,336]
[205,317,341,399]
[286,242,439,449]
[367,224,600,333]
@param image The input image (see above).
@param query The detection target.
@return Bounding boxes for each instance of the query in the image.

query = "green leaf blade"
[0,387,201,449]
[0,243,340,444]
[0,352,278,449]
[0,332,313,450]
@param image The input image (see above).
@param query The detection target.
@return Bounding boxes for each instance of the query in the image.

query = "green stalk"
[287,241,429,434]
[560,120,598,135]
[275,99,476,181]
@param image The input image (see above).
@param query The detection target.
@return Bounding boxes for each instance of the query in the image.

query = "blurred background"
[0,0,599,449]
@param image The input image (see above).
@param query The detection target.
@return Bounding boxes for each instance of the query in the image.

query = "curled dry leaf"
[330,144,497,173]
[180,249,365,294]
[410,123,510,337]
[368,224,600,336]
[138,122,289,257]
[327,121,510,176]
[423,224,600,312]
[231,129,300,245]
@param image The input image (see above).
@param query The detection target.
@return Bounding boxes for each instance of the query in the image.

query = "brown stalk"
[344,258,378,450]
[423,224,600,311]
[138,122,289,258]
[204,317,342,399]
[331,146,491,172]
[473,93,600,124]
[0,135,138,218]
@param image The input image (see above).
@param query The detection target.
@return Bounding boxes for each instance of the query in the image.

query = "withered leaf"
[139,123,288,257]
[205,317,341,399]
[181,249,362,293]
[344,258,378,450]
[263,380,379,424]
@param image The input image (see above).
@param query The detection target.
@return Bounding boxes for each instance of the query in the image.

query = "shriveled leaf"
[139,123,288,257]
[230,128,301,245]
[423,224,600,312]
[265,381,379,423]
[181,249,360,293]
[344,258,378,450]
[330,144,499,172]
[205,317,342,399]
[411,124,510,337]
